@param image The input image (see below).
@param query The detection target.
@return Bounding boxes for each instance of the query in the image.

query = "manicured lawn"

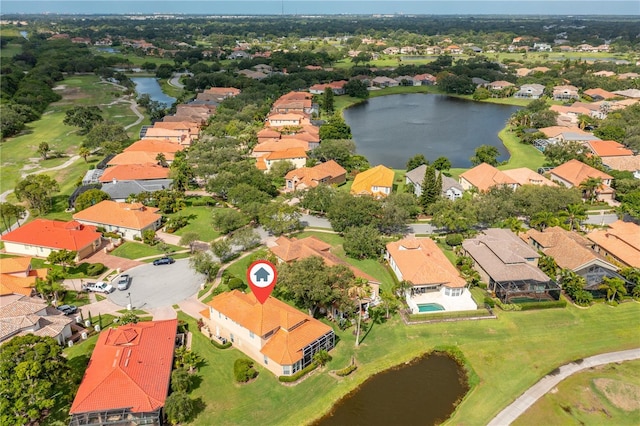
[180,301,640,426]
[110,241,183,260]
[223,248,270,281]
[497,127,546,171]
[166,204,222,242]
[513,359,640,426]
[30,259,106,280]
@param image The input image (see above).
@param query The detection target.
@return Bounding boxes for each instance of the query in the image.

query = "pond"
[130,77,176,108]
[343,93,520,168]
[313,352,468,426]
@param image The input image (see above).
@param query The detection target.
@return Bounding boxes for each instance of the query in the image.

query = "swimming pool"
[417,303,446,313]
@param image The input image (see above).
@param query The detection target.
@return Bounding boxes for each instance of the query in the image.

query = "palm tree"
[530,211,560,231]
[564,203,587,231]
[579,177,603,203]
[599,277,627,302]
[503,216,525,234]
[350,278,371,348]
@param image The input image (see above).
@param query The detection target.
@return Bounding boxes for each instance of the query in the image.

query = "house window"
[218,311,221,319]
[230,333,235,343]
[264,355,268,365]
[249,331,254,339]
[283,365,291,375]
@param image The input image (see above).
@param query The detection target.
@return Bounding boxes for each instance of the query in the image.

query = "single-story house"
[73,200,162,241]
[459,163,519,192]
[386,237,477,314]
[521,226,626,291]
[548,159,615,203]
[69,319,177,426]
[99,164,171,184]
[266,112,310,127]
[308,80,347,95]
[463,228,561,303]
[584,88,616,100]
[488,80,515,91]
[371,76,399,88]
[1,219,102,260]
[200,86,241,101]
[350,165,395,198]
[0,294,73,344]
[587,220,640,268]
[601,155,640,179]
[0,257,48,297]
[100,179,173,202]
[284,160,347,192]
[585,140,634,159]
[202,290,335,377]
[124,139,185,157]
[405,165,463,200]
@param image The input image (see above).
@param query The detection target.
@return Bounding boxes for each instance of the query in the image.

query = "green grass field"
[110,241,183,260]
[513,359,640,426]
[166,204,222,242]
[178,300,640,426]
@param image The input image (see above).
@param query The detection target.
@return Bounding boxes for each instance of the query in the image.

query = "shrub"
[234,358,258,383]
[171,368,192,393]
[86,263,106,276]
[517,300,567,311]
[312,350,331,366]
[335,364,357,377]
[191,196,216,206]
[211,339,232,349]
[278,362,318,383]
[165,216,189,233]
[164,391,195,425]
[483,297,495,308]
[228,277,246,291]
[445,233,463,247]
[495,299,521,311]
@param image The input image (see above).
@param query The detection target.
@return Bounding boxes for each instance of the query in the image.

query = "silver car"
[117,274,131,291]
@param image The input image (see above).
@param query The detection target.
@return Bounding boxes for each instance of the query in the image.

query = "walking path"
[488,348,640,426]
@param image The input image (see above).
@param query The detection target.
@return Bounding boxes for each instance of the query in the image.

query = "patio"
[406,288,477,314]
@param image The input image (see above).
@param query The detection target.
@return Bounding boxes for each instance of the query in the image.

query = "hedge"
[211,339,232,349]
[517,299,567,311]
[278,362,318,383]
[234,358,258,383]
[335,364,357,377]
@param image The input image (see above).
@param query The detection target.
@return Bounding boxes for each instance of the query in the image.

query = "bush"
[278,362,318,383]
[228,277,246,291]
[495,299,521,311]
[335,364,357,377]
[483,297,495,308]
[190,196,216,207]
[517,300,567,310]
[171,368,192,393]
[445,233,464,247]
[234,358,258,383]
[164,391,195,425]
[86,263,106,276]
[211,339,232,349]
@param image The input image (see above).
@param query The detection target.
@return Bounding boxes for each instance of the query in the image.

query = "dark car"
[57,304,78,315]
[153,256,175,266]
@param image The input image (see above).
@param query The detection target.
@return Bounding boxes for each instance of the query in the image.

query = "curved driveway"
[107,259,205,310]
[488,348,640,426]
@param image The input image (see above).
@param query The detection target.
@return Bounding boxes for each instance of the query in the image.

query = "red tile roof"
[586,140,634,157]
[0,257,48,296]
[1,219,101,252]
[460,163,518,192]
[73,201,161,230]
[99,163,171,182]
[549,159,613,186]
[70,320,177,415]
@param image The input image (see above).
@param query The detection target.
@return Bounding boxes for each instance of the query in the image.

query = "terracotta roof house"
[548,159,615,203]
[516,68,532,77]
[459,163,519,192]
[266,112,310,127]
[405,165,463,200]
[514,83,545,99]
[258,147,308,172]
[152,121,200,139]
[201,86,241,101]
[142,127,195,147]
[308,80,347,95]
[69,319,177,426]
[462,229,560,303]
[108,151,176,166]
[0,294,73,344]
[552,85,580,101]
[284,160,347,192]
[414,73,437,85]
[350,165,395,198]
[488,80,515,91]
[521,227,625,291]
[99,163,171,183]
[1,219,102,260]
[587,220,640,268]
[172,104,216,123]
[537,126,599,144]
[601,156,640,178]
[123,138,184,154]
[270,236,380,317]
[502,167,557,187]
[251,139,310,158]
[202,290,335,377]
[73,201,161,241]
[0,257,48,297]
[272,93,315,114]
[585,140,634,158]
[592,71,616,78]
[618,72,640,80]
[612,89,640,99]
[531,66,551,73]
[100,179,173,202]
[584,88,617,100]
[386,237,476,314]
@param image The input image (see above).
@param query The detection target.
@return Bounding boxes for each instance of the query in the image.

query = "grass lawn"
[166,204,223,242]
[30,259,106,280]
[223,248,270,281]
[497,127,546,171]
[110,241,183,260]
[513,359,640,426]
[179,301,640,426]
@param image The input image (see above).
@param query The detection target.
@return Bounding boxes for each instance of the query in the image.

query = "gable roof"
[1,219,101,251]
[101,179,173,200]
[208,291,332,365]
[124,139,184,154]
[522,226,615,271]
[350,165,394,196]
[587,220,640,268]
[502,167,557,187]
[459,163,518,192]
[284,160,346,189]
[586,140,634,157]
[0,257,48,297]
[99,164,171,183]
[108,151,175,166]
[70,320,177,415]
[0,295,72,342]
[73,201,161,230]
[463,229,549,283]
[549,159,613,186]
[265,147,307,161]
[386,237,466,288]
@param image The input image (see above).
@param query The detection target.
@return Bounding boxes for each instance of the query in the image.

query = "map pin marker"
[247,260,278,304]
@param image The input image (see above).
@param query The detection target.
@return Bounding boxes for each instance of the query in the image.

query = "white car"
[84,281,114,293]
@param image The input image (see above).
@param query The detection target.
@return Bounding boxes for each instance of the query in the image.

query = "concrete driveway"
[107,259,205,310]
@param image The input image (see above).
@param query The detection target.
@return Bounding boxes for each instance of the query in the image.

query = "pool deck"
[408,291,477,314]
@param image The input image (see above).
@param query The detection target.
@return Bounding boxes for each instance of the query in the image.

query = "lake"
[314,352,468,426]
[343,93,520,168]
[130,77,176,108]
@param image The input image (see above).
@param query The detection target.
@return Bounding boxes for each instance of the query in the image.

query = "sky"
[2,1,639,16]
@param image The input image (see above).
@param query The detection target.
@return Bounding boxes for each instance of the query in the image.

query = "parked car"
[153,256,175,266]
[56,304,78,315]
[84,281,114,293]
[117,274,131,291]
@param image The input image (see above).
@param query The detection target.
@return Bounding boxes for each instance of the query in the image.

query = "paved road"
[168,72,191,89]
[584,212,618,226]
[107,259,205,310]
[488,348,640,426]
